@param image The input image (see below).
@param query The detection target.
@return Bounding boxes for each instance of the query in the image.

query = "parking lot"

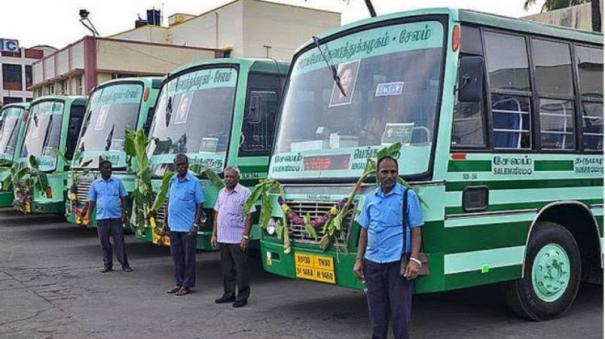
[0,209,602,339]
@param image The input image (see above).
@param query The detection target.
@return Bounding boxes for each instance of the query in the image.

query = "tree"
[591,0,601,31]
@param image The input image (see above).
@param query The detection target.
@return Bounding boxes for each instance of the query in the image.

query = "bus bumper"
[0,191,13,207]
[260,240,363,290]
[32,201,65,214]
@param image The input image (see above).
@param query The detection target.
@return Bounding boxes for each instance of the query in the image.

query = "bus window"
[532,39,575,151]
[575,45,603,151]
[452,26,486,148]
[66,104,85,160]
[239,73,283,156]
[484,31,532,149]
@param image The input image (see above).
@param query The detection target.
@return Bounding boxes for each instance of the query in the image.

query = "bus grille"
[286,200,356,248]
[155,200,168,223]
[75,176,93,202]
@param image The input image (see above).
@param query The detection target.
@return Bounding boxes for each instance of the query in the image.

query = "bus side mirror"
[457,56,484,103]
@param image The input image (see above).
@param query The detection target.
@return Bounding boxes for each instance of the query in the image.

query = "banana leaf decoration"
[124,128,153,237]
[190,164,225,191]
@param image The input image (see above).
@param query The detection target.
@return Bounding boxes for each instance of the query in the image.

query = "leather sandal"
[166,286,181,294]
[176,287,191,296]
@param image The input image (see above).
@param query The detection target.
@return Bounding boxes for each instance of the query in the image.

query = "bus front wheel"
[504,221,581,321]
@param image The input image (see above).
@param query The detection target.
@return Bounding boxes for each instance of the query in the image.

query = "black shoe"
[100,268,113,273]
[215,295,236,304]
[232,299,247,308]
[122,266,133,272]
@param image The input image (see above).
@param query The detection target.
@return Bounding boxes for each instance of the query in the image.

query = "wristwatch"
[242,235,250,240]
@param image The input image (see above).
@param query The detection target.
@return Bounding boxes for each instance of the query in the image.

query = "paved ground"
[0,208,602,339]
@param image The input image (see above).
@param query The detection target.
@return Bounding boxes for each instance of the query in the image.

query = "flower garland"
[68,186,89,225]
[14,183,31,214]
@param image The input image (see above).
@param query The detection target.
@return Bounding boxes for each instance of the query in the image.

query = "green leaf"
[37,172,49,191]
[259,193,273,228]
[319,234,331,251]
[53,148,68,164]
[304,213,317,240]
[276,220,285,240]
[151,171,173,211]
[283,229,291,254]
[199,167,225,189]
[124,129,136,157]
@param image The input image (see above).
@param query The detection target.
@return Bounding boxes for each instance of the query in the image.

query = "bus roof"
[92,77,164,92]
[459,9,602,45]
[31,95,87,107]
[297,7,602,54]
[1,102,29,111]
[169,57,290,78]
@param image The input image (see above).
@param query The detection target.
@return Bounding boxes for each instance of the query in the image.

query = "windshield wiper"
[104,125,115,151]
[41,116,54,151]
[312,36,346,97]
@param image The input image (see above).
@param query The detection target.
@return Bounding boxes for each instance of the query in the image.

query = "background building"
[30,0,341,97]
[523,2,604,32]
[111,0,341,61]
[30,37,220,97]
[0,45,56,106]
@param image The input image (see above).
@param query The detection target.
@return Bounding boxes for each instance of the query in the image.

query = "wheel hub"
[532,243,570,302]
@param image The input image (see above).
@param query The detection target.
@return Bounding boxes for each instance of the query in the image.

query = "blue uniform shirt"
[357,183,423,264]
[167,172,206,232]
[88,176,127,220]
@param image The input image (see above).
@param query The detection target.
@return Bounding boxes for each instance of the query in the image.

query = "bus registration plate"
[294,253,335,284]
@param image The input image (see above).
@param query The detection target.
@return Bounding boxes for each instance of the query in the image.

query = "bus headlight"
[266,218,277,235]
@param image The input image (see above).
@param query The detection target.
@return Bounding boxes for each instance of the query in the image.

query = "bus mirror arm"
[456,56,484,103]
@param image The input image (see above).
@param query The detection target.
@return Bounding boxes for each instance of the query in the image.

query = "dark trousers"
[219,243,250,302]
[364,259,412,339]
[169,231,197,288]
[97,218,129,269]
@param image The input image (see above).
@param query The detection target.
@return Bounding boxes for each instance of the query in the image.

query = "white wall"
[242,0,341,61]
[169,0,244,53]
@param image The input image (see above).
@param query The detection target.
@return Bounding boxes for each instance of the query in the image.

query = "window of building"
[2,64,23,90]
[532,38,575,150]
[25,65,32,88]
[575,45,603,151]
[484,31,532,150]
[2,97,23,105]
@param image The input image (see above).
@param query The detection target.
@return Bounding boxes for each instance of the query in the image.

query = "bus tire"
[504,221,581,321]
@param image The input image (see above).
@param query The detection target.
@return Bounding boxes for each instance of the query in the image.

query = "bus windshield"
[0,107,24,163]
[147,67,237,177]
[20,101,64,171]
[74,83,143,169]
[271,20,445,180]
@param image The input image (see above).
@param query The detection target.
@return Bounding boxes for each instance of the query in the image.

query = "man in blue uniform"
[87,159,132,273]
[353,155,423,339]
[165,154,205,296]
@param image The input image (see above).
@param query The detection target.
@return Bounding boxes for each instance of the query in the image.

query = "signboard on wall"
[0,39,19,52]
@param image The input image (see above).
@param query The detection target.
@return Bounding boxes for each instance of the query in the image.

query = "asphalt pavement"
[0,208,602,339]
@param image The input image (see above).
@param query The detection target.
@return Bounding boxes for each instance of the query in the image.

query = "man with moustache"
[211,167,256,308]
[165,153,205,296]
[353,155,424,339]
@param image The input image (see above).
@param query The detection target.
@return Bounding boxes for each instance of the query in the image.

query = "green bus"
[15,96,87,214]
[65,78,161,227]
[142,58,288,249]
[260,8,603,320]
[0,103,29,207]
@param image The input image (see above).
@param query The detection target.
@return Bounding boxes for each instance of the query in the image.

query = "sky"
[0,0,547,49]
